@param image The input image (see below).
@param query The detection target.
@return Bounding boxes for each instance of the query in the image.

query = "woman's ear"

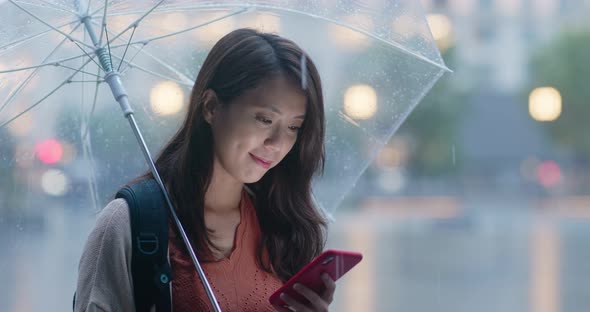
[202,89,219,125]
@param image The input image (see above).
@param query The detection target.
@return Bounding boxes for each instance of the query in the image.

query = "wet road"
[2,198,590,312]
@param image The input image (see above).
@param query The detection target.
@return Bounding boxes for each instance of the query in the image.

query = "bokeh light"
[378,168,406,192]
[426,14,453,51]
[193,14,235,45]
[150,81,184,116]
[529,87,562,122]
[329,14,373,51]
[34,139,63,165]
[343,84,378,120]
[7,112,33,137]
[537,160,561,188]
[40,169,69,196]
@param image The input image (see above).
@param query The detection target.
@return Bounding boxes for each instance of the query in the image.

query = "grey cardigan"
[74,199,145,312]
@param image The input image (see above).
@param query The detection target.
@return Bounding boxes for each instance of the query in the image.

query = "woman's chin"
[241,170,269,184]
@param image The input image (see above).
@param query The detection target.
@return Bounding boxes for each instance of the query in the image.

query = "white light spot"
[378,168,405,192]
[41,169,69,196]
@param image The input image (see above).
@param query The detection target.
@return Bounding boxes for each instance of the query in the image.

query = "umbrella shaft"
[125,114,223,312]
[77,0,221,304]
[76,5,112,72]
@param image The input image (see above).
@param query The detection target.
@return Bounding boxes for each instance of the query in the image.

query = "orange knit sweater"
[169,190,284,311]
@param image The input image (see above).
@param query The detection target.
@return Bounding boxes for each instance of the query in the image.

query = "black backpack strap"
[116,178,172,312]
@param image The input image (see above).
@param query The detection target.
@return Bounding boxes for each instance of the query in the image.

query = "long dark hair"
[143,28,326,281]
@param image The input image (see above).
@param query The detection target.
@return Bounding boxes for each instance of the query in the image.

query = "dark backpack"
[74,178,172,312]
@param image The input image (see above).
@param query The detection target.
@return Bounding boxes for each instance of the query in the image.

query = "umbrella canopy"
[0,0,448,215]
[0,1,448,309]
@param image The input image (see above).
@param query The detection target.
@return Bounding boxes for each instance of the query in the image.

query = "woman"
[74,28,334,311]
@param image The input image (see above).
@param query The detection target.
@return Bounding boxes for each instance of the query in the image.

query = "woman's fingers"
[280,293,311,312]
[274,304,295,312]
[292,283,329,312]
[320,273,336,303]
[280,274,336,311]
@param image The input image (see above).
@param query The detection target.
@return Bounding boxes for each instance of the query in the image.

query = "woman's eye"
[288,126,301,132]
[255,116,272,124]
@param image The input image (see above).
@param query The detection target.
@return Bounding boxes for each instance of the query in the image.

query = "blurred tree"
[332,45,467,178]
[529,30,590,159]
[395,47,468,176]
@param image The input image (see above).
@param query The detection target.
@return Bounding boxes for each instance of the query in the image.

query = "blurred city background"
[1,0,590,311]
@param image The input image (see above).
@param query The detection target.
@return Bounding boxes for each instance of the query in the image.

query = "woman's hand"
[275,273,336,312]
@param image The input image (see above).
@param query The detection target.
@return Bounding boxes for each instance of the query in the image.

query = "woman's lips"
[249,153,272,169]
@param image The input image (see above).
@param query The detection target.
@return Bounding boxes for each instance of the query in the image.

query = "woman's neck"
[204,161,243,214]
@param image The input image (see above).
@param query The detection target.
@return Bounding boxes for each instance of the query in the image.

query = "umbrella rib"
[71,40,104,70]
[108,8,248,50]
[86,0,92,16]
[95,20,194,85]
[116,26,137,72]
[98,4,253,17]
[117,48,193,85]
[39,0,78,15]
[12,0,77,15]
[8,0,94,50]
[80,116,101,212]
[0,20,85,115]
[97,0,109,47]
[111,53,192,86]
[103,0,166,47]
[117,43,145,75]
[66,79,104,83]
[0,18,81,53]
[79,65,102,211]
[81,68,103,141]
[100,3,451,72]
[0,53,91,73]
[0,57,95,130]
[57,64,102,78]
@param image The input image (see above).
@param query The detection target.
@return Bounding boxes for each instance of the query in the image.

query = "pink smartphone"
[269,249,363,307]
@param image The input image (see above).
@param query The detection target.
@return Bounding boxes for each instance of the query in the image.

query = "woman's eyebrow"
[257,104,305,120]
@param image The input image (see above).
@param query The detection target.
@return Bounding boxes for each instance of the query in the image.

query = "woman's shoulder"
[96,198,130,230]
[75,198,135,311]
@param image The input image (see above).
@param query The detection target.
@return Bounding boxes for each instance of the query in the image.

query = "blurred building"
[372,0,590,198]
[423,0,590,93]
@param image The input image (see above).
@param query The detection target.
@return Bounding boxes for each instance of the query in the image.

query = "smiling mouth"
[249,153,272,169]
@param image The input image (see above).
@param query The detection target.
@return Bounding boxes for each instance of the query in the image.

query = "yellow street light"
[529,87,562,122]
[343,84,378,120]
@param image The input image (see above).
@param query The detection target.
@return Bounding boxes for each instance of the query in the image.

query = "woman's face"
[206,75,306,184]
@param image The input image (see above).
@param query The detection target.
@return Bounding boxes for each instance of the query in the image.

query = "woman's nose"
[263,126,284,151]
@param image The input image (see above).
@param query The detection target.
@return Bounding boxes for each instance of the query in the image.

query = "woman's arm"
[74,199,135,312]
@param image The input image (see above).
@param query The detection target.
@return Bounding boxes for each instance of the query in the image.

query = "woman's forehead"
[237,77,307,116]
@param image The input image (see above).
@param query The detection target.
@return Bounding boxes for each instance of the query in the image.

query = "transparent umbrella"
[0,0,449,310]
